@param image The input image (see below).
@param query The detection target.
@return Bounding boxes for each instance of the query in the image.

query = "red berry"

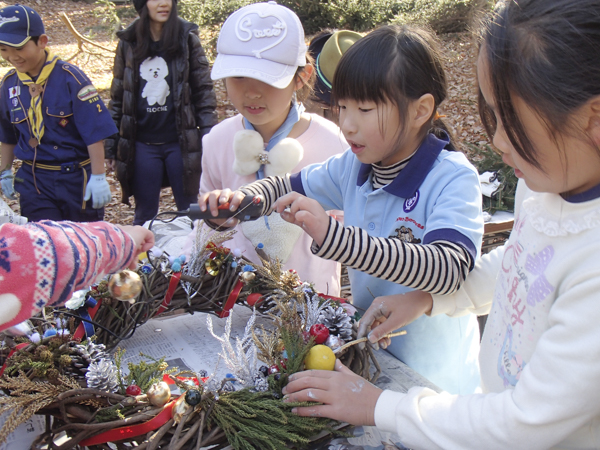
[126,385,142,396]
[279,359,287,370]
[309,324,330,345]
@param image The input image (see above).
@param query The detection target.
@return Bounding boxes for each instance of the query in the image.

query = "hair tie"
[433,111,446,121]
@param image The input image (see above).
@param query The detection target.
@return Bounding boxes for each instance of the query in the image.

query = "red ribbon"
[318,294,348,304]
[0,343,29,377]
[162,373,209,386]
[155,272,182,316]
[218,279,244,318]
[73,297,102,341]
[79,401,175,447]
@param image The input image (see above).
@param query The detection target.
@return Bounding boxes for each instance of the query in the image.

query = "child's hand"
[282,360,382,425]
[118,225,155,269]
[357,291,433,349]
[197,188,245,227]
[274,192,330,246]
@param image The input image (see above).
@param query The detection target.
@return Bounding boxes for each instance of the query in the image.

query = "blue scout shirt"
[0,61,117,163]
[290,133,484,394]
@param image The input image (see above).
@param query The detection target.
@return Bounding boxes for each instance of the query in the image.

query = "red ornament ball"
[269,365,279,374]
[126,385,142,396]
[246,293,264,307]
[309,323,330,345]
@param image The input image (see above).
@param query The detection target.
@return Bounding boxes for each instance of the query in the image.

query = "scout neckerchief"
[241,100,304,232]
[17,50,59,147]
[242,100,305,180]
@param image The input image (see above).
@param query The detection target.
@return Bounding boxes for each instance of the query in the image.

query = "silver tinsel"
[252,375,269,392]
[222,381,235,392]
[85,359,119,392]
[318,306,353,341]
[207,310,258,387]
[302,291,332,331]
[182,224,237,298]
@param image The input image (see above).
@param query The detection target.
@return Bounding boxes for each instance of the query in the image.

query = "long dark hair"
[332,24,452,149]
[478,0,600,169]
[133,2,182,63]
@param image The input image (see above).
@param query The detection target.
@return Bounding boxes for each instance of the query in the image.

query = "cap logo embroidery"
[0,16,19,28]
[236,12,287,59]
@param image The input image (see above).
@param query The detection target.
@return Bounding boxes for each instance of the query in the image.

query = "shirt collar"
[356,131,451,198]
[563,180,600,203]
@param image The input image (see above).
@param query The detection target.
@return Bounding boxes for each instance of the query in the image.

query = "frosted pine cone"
[318,306,353,341]
[85,359,119,392]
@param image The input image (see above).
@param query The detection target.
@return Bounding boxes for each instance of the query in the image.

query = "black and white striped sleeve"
[240,175,293,215]
[312,217,474,295]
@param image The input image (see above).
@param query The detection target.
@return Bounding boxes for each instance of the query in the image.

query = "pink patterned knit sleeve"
[0,221,136,332]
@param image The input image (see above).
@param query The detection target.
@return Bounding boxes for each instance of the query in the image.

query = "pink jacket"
[0,221,137,332]
[200,114,348,295]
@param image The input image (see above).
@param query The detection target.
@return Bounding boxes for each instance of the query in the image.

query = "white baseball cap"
[211,1,307,89]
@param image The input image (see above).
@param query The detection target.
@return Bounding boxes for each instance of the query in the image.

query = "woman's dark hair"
[133,3,182,63]
[332,24,452,148]
[478,0,600,168]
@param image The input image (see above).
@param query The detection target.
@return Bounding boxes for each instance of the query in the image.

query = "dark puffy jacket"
[105,18,217,205]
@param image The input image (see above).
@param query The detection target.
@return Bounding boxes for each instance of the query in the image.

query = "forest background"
[0,0,512,224]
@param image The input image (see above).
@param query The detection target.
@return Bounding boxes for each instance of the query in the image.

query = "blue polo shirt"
[0,61,117,163]
[291,133,484,394]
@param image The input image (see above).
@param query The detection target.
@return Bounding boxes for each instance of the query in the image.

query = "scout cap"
[0,4,44,48]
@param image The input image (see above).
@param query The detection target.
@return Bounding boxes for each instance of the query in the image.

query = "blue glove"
[84,173,111,209]
[0,169,16,200]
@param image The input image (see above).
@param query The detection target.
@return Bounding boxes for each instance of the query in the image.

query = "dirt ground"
[0,0,489,225]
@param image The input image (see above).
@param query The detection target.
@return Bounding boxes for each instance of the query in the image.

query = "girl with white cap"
[199,1,347,296]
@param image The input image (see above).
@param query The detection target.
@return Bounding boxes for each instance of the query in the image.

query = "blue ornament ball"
[43,328,57,338]
[185,389,202,406]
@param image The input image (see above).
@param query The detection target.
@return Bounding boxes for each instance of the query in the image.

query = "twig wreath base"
[0,233,385,449]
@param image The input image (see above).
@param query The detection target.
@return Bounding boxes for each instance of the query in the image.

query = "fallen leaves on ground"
[0,0,490,225]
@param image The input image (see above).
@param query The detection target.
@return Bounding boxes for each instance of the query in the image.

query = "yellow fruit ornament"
[304,344,336,371]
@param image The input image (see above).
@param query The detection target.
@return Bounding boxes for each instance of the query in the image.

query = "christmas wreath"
[0,227,386,449]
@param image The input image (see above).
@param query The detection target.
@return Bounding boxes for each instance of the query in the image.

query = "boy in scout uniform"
[0,4,117,222]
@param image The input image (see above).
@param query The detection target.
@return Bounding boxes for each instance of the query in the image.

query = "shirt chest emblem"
[390,225,422,243]
[8,86,20,98]
[403,190,420,212]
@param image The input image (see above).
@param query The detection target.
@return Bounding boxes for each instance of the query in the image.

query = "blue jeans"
[132,141,196,225]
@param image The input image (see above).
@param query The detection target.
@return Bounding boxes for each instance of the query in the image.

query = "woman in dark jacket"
[106,0,217,225]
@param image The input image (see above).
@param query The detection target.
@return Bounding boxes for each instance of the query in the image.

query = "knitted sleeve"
[0,221,137,332]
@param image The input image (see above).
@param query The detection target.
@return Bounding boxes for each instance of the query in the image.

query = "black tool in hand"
[185,194,264,222]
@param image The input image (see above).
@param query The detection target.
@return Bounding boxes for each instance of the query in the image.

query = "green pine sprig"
[208,388,337,450]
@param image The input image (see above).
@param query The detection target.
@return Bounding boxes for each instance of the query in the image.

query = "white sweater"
[375,181,600,449]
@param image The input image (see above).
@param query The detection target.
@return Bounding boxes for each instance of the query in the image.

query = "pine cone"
[73,341,110,364]
[318,306,353,341]
[85,360,119,392]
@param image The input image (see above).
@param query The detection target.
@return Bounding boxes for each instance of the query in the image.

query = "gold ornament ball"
[241,271,256,282]
[108,270,143,302]
[147,381,171,406]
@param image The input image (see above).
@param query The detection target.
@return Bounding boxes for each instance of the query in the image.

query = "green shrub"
[179,0,491,36]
